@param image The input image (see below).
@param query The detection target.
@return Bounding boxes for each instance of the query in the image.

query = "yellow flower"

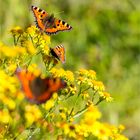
[4,97,16,110]
[60,112,67,120]
[52,92,58,100]
[43,34,51,44]
[25,112,35,126]
[98,91,113,102]
[26,25,38,36]
[86,79,93,88]
[42,45,49,55]
[0,45,26,58]
[77,76,85,85]
[77,77,93,88]
[25,105,42,126]
[10,26,23,35]
[92,122,112,140]
[7,63,17,73]
[75,123,89,137]
[64,71,74,83]
[50,68,65,78]
[112,134,129,140]
[69,85,77,94]
[92,80,105,91]
[28,64,41,76]
[0,70,18,94]
[63,123,77,138]
[16,91,24,101]
[0,109,12,124]
[118,124,125,132]
[44,99,55,110]
[0,92,5,100]
[81,92,89,99]
[25,41,37,54]
[77,69,89,76]
[82,106,101,125]
[77,69,96,80]
[88,70,96,79]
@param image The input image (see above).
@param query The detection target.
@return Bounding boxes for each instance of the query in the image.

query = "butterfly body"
[31,6,72,35]
[16,69,66,104]
[42,14,55,28]
[50,45,65,63]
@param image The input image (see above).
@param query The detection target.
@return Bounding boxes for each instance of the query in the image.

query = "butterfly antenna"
[54,11,64,16]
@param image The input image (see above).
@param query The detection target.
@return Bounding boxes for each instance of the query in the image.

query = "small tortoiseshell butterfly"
[31,6,72,35]
[16,69,66,104]
[50,45,65,63]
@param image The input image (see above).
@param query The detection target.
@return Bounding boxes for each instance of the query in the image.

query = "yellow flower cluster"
[0,42,26,58]
[43,93,58,110]
[76,68,113,103]
[50,68,77,95]
[25,104,42,126]
[99,91,113,102]
[10,26,23,35]
[0,70,18,95]
[0,109,12,124]
[77,69,96,87]
[78,69,96,79]
[50,68,75,83]
[0,26,128,139]
[57,105,128,140]
[27,64,41,77]
[92,80,105,91]
[25,26,50,55]
[9,26,51,68]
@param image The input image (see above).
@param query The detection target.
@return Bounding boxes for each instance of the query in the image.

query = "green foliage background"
[0,0,140,139]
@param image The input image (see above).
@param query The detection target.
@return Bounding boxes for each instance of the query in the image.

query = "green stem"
[68,86,82,120]
[91,90,98,102]
[29,34,35,46]
[72,95,104,119]
[13,35,16,45]
[94,97,105,105]
[73,106,88,119]
[81,86,90,93]
[16,34,21,44]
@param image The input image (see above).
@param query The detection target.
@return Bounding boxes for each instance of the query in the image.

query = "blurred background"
[0,0,140,139]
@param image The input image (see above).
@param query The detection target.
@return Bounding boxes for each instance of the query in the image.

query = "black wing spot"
[57,24,59,26]
[34,7,37,10]
[58,20,61,23]
[62,21,65,25]
[43,11,45,14]
[57,46,60,49]
[50,49,59,59]
[38,9,42,12]
[53,25,56,28]
[66,24,69,27]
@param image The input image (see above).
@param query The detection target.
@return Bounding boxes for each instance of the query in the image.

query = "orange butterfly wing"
[31,6,49,31]
[50,45,65,63]
[31,6,72,35]
[45,19,72,35]
[37,78,66,102]
[16,69,66,104]
[16,69,35,100]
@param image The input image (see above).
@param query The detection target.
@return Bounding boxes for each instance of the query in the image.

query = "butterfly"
[50,45,65,63]
[31,6,72,35]
[16,69,66,104]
